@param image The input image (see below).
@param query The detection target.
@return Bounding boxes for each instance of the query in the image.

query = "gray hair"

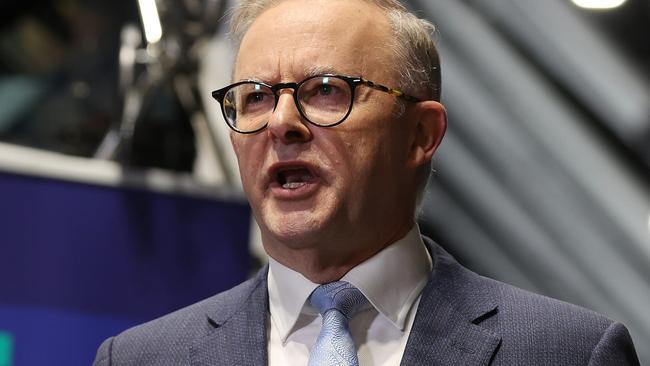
[228,0,441,101]
[229,0,441,212]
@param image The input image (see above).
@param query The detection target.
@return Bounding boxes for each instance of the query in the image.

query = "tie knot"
[309,281,369,319]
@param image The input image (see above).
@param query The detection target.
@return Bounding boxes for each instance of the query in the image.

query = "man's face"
[230,0,425,261]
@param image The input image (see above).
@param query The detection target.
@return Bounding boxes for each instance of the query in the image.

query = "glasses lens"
[222,82,274,132]
[298,76,352,126]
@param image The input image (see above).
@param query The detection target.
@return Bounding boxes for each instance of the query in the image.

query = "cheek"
[338,133,385,188]
[353,131,408,199]
[233,138,265,190]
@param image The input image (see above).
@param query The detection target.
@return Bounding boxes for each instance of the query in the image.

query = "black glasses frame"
[211,74,421,134]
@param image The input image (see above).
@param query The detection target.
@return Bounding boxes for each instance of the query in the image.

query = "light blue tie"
[308,281,369,366]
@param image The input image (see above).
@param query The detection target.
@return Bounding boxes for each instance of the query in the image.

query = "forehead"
[235,0,395,82]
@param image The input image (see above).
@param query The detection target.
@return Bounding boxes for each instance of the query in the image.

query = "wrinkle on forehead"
[234,0,394,84]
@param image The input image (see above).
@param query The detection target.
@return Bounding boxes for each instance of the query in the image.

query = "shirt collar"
[341,225,431,330]
[267,224,431,343]
[267,256,319,343]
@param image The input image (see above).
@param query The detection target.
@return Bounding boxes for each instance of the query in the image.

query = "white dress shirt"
[267,225,432,366]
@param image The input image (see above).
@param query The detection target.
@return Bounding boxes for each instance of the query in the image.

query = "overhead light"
[137,0,163,44]
[571,0,627,9]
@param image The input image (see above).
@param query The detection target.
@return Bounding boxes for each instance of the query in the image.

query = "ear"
[408,101,447,167]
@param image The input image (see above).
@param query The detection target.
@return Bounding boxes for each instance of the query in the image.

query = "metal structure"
[406,0,650,363]
[96,0,234,183]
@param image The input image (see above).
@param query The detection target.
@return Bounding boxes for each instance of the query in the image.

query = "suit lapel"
[401,239,501,365]
[187,239,501,365]
[190,267,269,366]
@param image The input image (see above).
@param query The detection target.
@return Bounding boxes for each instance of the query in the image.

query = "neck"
[263,222,414,283]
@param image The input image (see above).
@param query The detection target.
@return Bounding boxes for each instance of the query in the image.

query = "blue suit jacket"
[93,238,640,365]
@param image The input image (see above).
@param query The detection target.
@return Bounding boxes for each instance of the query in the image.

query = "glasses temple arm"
[360,79,421,103]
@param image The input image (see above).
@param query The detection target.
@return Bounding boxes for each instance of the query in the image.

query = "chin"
[259,208,333,248]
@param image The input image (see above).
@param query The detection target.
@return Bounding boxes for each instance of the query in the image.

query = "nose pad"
[267,91,312,143]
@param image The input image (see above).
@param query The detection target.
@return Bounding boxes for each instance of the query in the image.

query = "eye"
[300,77,350,107]
[317,83,335,96]
[246,92,269,104]
[237,84,274,114]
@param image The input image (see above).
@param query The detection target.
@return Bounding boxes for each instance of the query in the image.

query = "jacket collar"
[400,238,501,365]
[190,266,269,365]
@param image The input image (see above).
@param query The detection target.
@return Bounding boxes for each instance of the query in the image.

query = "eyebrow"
[234,65,357,84]
[304,65,343,78]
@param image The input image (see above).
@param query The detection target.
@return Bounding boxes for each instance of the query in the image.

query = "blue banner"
[0,171,251,365]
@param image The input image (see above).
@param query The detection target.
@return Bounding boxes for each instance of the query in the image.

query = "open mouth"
[267,162,321,195]
[276,167,315,189]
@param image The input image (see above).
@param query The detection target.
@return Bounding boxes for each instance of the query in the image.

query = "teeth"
[276,168,313,187]
[282,182,307,189]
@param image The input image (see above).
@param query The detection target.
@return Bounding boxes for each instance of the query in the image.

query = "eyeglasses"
[211,74,421,134]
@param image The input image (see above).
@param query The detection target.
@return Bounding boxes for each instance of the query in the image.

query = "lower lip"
[269,180,320,200]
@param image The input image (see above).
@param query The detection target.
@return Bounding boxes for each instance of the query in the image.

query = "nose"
[267,90,312,144]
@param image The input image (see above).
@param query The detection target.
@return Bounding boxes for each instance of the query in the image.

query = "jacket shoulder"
[425,237,615,331]
[423,238,639,364]
[482,275,638,364]
[93,267,267,365]
[480,272,613,331]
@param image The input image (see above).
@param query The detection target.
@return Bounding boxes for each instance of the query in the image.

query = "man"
[94,0,640,365]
